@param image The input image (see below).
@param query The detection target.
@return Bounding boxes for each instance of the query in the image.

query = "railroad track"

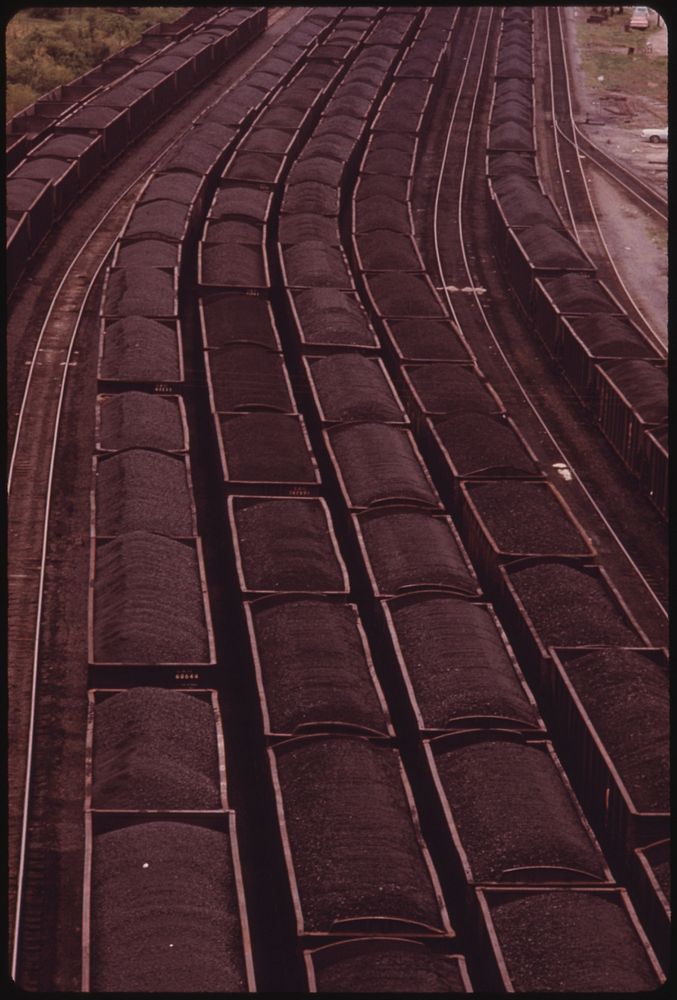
[543,6,666,355]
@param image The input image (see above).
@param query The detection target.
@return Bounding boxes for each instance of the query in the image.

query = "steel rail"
[431,7,667,623]
[9,8,294,978]
[546,7,666,355]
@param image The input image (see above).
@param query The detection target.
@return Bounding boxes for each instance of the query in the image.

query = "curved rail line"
[8,9,293,979]
[545,7,666,355]
[431,8,667,624]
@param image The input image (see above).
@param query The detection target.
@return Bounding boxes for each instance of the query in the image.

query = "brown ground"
[563,8,668,343]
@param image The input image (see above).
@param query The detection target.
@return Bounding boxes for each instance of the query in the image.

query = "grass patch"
[6,7,189,119]
[574,8,667,102]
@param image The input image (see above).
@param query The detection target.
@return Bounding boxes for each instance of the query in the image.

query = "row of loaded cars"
[27,4,669,992]
[6,6,267,295]
[486,7,668,519]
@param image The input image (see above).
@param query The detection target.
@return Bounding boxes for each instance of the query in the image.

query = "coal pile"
[356,231,423,271]
[310,354,404,422]
[200,294,279,351]
[292,288,378,348]
[201,242,267,288]
[375,108,423,133]
[366,273,444,318]
[358,509,478,597]
[508,562,641,647]
[492,180,559,227]
[94,531,209,663]
[386,318,471,361]
[100,316,181,382]
[279,212,341,246]
[251,598,388,734]
[275,736,444,931]
[96,450,194,537]
[282,242,353,289]
[466,481,590,554]
[490,122,534,151]
[567,315,649,357]
[488,151,537,178]
[356,174,410,203]
[92,688,222,809]
[218,413,317,485]
[37,133,98,158]
[314,942,468,993]
[7,178,50,211]
[517,225,592,269]
[207,345,293,413]
[328,423,439,509]
[433,413,540,477]
[116,239,180,268]
[435,739,606,881]
[141,171,202,205]
[407,363,501,415]
[241,127,295,154]
[206,219,263,245]
[282,179,341,216]
[541,274,615,313]
[91,821,246,991]
[227,151,285,185]
[234,498,346,593]
[125,201,189,242]
[603,360,667,425]
[104,267,176,318]
[210,185,272,222]
[489,891,660,991]
[362,147,416,177]
[566,649,668,812]
[12,157,73,182]
[389,596,539,729]
[98,393,186,453]
[354,195,412,233]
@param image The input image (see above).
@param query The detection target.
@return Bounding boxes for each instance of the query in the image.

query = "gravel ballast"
[466,481,590,554]
[508,562,641,647]
[92,688,222,809]
[100,316,181,382]
[98,392,186,452]
[200,294,279,351]
[389,595,539,729]
[433,413,540,477]
[94,531,209,663]
[218,413,317,485]
[314,942,467,993]
[434,738,605,881]
[96,449,194,537]
[489,891,660,991]
[207,345,294,413]
[565,649,668,812]
[275,736,444,931]
[309,354,404,422]
[251,598,388,735]
[328,423,439,509]
[358,509,478,597]
[91,821,246,991]
[234,498,345,593]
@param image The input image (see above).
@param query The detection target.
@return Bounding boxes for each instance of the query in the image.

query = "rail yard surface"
[7,6,669,992]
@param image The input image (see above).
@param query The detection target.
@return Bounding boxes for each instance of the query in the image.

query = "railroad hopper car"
[630,839,670,971]
[421,729,613,900]
[303,937,472,993]
[545,646,669,867]
[473,886,663,992]
[487,11,668,515]
[6,6,268,295]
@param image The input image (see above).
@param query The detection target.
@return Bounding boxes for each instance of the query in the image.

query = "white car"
[641,126,668,144]
[630,6,650,28]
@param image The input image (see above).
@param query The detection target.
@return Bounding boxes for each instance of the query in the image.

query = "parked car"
[630,6,650,29]
[641,126,668,144]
